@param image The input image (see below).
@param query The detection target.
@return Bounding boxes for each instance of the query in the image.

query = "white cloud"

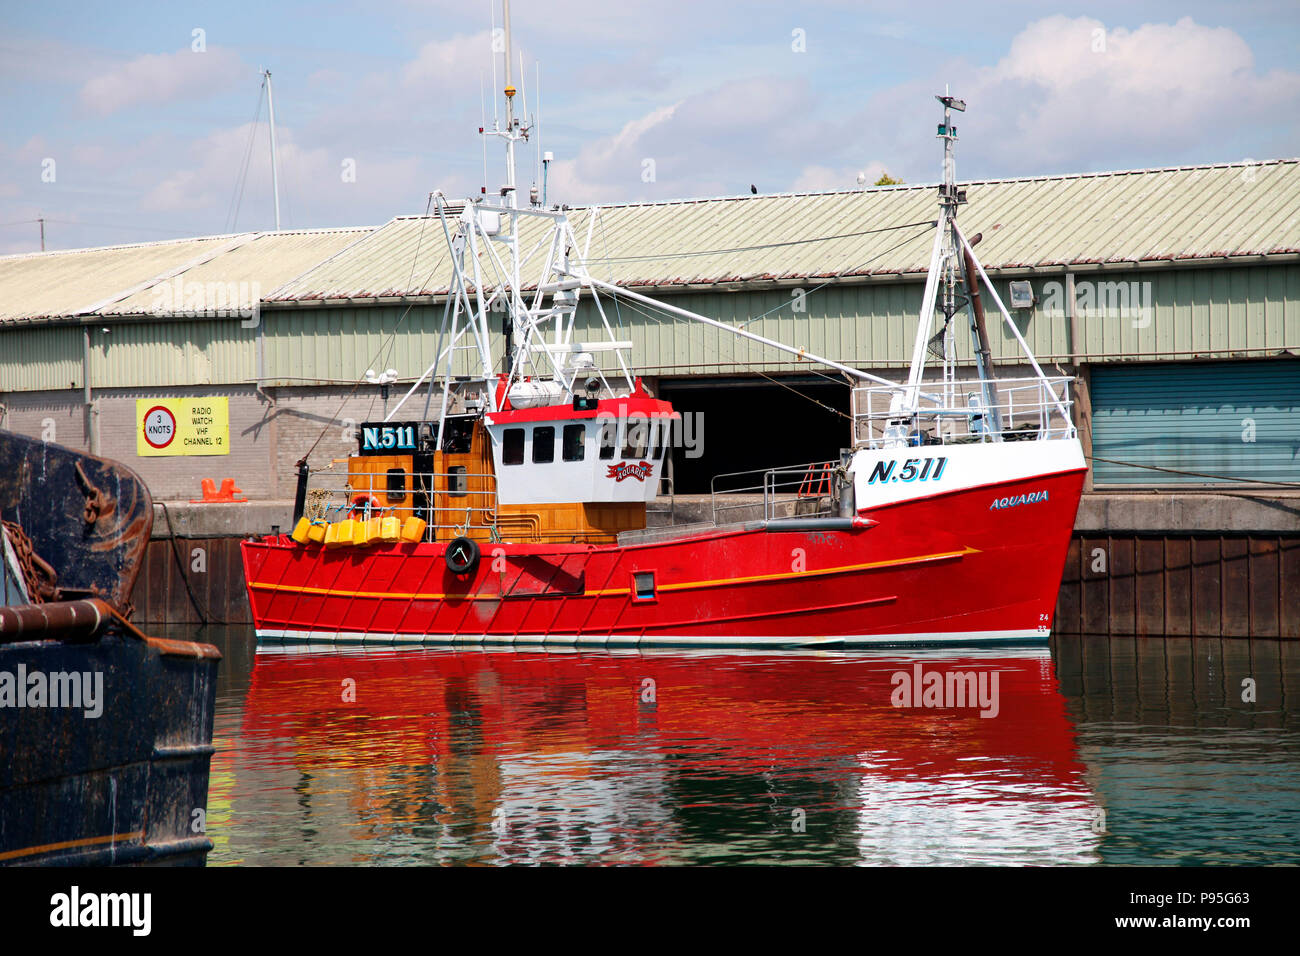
[546,75,823,202]
[950,15,1300,172]
[139,120,431,229]
[81,47,247,115]
[401,31,492,90]
[9,7,1296,254]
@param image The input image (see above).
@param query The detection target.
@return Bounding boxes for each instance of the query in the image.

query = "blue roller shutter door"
[1090,360,1300,486]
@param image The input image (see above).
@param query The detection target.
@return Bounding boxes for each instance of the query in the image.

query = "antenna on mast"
[502,0,516,203]
[535,61,542,195]
[489,1,500,130]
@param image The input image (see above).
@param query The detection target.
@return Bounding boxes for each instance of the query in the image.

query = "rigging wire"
[579,225,934,415]
[380,195,436,374]
[738,228,933,329]
[225,77,266,233]
[1085,455,1300,489]
[593,207,624,333]
[299,194,443,464]
[752,370,853,420]
[480,73,489,193]
[579,219,935,265]
[589,287,850,418]
[534,61,542,190]
[3,219,197,237]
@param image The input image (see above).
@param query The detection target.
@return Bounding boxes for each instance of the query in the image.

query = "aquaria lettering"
[989,490,1049,510]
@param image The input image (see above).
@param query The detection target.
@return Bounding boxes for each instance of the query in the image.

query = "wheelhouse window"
[563,424,586,462]
[386,468,407,503]
[649,419,666,461]
[503,428,525,465]
[622,416,649,459]
[599,419,618,460]
[448,465,467,497]
[533,426,555,463]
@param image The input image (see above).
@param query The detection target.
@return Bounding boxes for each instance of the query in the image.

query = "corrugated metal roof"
[0,234,237,323]
[266,160,1300,304]
[0,227,371,325]
[3,161,1296,327]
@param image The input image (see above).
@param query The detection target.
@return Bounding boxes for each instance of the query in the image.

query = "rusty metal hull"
[0,429,221,866]
[0,624,219,865]
[0,429,152,610]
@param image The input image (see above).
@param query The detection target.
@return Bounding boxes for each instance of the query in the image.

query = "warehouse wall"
[2,263,1296,396]
[259,385,434,484]
[87,385,272,500]
[567,262,1300,376]
[259,305,500,385]
[2,260,1296,502]
[0,389,87,449]
[0,381,448,500]
[0,325,83,391]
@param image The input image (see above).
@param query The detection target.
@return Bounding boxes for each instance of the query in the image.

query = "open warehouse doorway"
[656,375,853,494]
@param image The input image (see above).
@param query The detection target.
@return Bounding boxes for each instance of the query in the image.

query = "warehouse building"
[1,159,1297,501]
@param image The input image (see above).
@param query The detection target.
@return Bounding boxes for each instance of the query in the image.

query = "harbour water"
[182,627,1300,866]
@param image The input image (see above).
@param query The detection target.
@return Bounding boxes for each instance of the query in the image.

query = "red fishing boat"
[241,45,1085,647]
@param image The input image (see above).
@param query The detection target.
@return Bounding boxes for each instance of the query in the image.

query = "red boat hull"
[242,465,1086,646]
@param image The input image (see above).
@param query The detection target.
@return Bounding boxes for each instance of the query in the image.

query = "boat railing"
[710,460,841,525]
[850,375,1076,448]
[303,470,501,542]
[647,473,676,527]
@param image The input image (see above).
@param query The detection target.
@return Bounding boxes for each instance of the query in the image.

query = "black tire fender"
[445,536,480,575]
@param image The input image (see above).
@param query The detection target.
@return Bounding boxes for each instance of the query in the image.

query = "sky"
[1,0,1298,254]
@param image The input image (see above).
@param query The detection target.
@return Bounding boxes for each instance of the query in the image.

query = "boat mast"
[937,93,1002,433]
[892,92,1007,440]
[495,0,525,374]
[397,16,958,433]
[264,70,282,231]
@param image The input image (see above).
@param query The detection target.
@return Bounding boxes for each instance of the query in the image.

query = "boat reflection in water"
[215,643,1100,865]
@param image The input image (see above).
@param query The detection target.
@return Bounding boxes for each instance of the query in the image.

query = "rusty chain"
[2,519,59,604]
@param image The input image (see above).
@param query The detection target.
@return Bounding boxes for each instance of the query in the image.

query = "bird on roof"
[750,185,757,194]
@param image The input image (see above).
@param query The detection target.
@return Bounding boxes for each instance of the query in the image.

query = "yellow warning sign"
[136,398,229,457]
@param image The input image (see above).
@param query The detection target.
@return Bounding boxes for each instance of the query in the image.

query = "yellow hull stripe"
[590,546,978,596]
[0,829,146,862]
[250,546,979,602]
